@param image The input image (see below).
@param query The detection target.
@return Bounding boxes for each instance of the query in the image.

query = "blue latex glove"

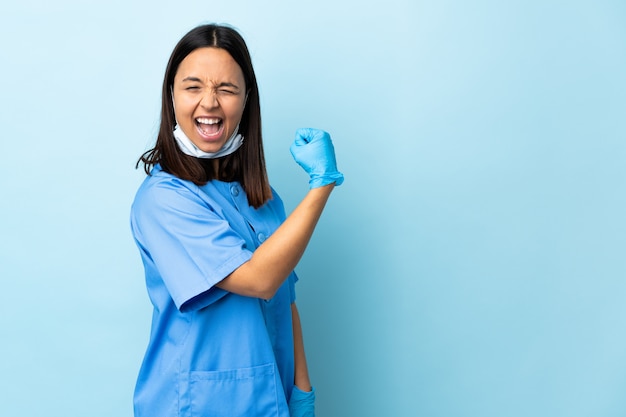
[290,128,344,189]
[289,386,316,417]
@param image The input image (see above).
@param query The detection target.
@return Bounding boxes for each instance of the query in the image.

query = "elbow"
[240,261,282,300]
[254,282,280,301]
[217,278,279,300]
[222,261,284,300]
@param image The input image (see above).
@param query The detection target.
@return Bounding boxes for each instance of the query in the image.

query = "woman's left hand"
[289,385,316,417]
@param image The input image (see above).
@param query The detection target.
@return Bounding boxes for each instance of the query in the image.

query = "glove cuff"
[309,171,345,189]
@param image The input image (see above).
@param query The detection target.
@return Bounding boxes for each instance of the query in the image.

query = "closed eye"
[216,82,241,94]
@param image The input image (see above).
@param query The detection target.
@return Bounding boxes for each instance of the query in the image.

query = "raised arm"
[217,184,333,298]
[217,128,343,299]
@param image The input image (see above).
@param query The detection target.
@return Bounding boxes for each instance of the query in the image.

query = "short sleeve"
[288,271,298,303]
[131,176,253,312]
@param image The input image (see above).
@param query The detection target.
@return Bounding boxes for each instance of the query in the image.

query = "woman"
[130,24,343,417]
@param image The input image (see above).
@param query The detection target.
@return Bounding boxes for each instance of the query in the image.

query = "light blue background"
[1,1,625,416]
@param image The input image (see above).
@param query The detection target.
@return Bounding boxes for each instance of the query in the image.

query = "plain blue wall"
[1,1,625,416]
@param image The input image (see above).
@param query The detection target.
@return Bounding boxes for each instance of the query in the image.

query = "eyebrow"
[181,76,203,83]
[181,77,241,90]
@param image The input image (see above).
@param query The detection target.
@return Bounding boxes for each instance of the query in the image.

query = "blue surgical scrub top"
[130,165,296,417]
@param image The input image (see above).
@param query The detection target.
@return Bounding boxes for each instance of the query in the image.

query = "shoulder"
[140,165,200,196]
[132,166,204,214]
[268,186,285,206]
[258,186,288,219]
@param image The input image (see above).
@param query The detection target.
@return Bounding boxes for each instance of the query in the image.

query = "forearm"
[217,184,334,299]
[292,303,312,391]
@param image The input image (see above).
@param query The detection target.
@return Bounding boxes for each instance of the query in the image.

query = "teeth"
[196,117,221,125]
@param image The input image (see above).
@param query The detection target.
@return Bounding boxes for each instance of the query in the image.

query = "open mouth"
[195,117,223,138]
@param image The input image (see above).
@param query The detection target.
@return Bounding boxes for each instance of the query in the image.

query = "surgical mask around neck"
[173,123,244,159]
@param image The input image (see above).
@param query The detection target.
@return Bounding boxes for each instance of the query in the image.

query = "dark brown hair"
[137,24,271,208]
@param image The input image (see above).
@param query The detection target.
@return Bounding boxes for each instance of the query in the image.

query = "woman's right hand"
[290,128,344,189]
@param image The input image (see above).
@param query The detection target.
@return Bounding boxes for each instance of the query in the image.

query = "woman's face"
[172,47,247,153]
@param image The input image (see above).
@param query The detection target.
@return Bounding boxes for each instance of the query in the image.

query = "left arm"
[292,302,312,391]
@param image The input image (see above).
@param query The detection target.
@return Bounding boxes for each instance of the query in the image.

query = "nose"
[200,90,219,109]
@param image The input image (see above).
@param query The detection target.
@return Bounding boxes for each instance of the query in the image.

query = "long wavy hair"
[137,24,271,208]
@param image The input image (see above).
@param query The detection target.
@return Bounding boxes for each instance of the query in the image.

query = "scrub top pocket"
[189,363,285,417]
